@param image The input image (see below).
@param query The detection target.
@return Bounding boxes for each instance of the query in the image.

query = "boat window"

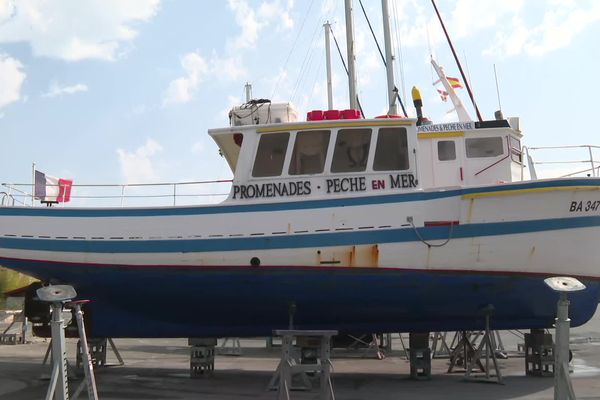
[251,132,290,177]
[510,136,522,163]
[437,140,456,161]
[331,128,372,173]
[289,130,331,175]
[465,137,504,158]
[373,128,409,171]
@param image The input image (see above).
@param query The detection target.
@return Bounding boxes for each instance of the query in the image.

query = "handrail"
[1,179,233,208]
[522,144,600,180]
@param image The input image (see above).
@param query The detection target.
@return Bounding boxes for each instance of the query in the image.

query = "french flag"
[34,170,73,203]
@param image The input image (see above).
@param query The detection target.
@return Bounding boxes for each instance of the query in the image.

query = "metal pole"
[344,0,358,110]
[381,0,397,115]
[46,303,69,400]
[245,83,252,103]
[72,303,99,400]
[555,293,576,400]
[324,21,334,110]
[31,162,36,207]
[588,146,596,177]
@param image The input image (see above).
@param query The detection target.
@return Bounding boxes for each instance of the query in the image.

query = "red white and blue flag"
[34,170,73,203]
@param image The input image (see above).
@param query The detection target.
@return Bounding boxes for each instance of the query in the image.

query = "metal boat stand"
[268,329,337,400]
[217,337,242,356]
[544,276,587,400]
[76,338,125,368]
[464,305,503,384]
[37,285,99,400]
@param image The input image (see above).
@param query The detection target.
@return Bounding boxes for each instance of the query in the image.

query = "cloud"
[0,53,26,109]
[227,0,294,50]
[42,81,88,98]
[162,52,247,106]
[162,52,209,106]
[484,1,600,57]
[0,0,160,61]
[116,138,163,183]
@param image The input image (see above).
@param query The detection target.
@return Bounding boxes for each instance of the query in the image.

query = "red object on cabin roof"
[341,109,361,119]
[307,110,324,121]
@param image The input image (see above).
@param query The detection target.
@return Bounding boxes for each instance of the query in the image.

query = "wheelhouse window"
[373,128,409,171]
[437,140,456,161]
[465,137,504,158]
[331,128,372,173]
[509,136,522,163]
[252,132,290,177]
[289,130,331,175]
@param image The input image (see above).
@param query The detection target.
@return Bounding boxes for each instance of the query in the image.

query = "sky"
[1,0,600,206]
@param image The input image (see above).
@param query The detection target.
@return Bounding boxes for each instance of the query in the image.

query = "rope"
[408,219,455,248]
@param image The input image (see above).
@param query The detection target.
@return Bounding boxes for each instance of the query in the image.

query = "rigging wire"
[271,0,317,100]
[356,0,407,117]
[291,17,323,104]
[430,0,483,122]
[391,0,406,107]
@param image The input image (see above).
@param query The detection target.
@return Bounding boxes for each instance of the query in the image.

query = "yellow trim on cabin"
[417,131,465,139]
[257,119,413,133]
[462,185,600,200]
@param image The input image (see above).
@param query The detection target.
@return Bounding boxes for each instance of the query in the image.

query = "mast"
[344,0,358,110]
[381,0,397,115]
[324,21,334,110]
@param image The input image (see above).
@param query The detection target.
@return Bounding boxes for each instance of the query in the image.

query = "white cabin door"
[432,138,463,187]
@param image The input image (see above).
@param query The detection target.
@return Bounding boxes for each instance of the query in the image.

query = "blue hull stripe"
[0,178,599,218]
[1,216,599,253]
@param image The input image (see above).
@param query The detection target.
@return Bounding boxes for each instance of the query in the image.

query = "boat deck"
[1,315,600,400]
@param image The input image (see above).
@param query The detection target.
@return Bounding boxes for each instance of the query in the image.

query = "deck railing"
[522,145,600,180]
[1,179,233,208]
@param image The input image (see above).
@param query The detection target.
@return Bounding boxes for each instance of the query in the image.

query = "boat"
[1,1,599,338]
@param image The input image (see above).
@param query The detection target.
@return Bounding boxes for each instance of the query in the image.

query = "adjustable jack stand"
[465,304,503,384]
[544,277,586,400]
[37,285,98,400]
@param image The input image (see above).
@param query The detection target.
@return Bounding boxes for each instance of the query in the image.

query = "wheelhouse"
[209,118,420,202]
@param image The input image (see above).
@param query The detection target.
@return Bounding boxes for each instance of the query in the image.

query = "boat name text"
[417,122,473,132]
[233,181,311,199]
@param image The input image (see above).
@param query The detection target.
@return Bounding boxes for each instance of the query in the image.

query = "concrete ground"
[1,312,600,400]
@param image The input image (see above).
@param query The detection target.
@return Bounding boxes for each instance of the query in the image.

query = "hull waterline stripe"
[1,178,600,218]
[0,215,599,253]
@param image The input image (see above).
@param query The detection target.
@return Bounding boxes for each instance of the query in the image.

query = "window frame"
[251,131,291,178]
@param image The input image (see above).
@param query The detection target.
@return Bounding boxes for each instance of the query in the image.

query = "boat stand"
[448,331,483,374]
[544,276,587,400]
[464,305,503,384]
[189,338,217,378]
[217,337,242,356]
[76,338,124,368]
[408,332,432,380]
[268,329,337,400]
[37,285,99,400]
